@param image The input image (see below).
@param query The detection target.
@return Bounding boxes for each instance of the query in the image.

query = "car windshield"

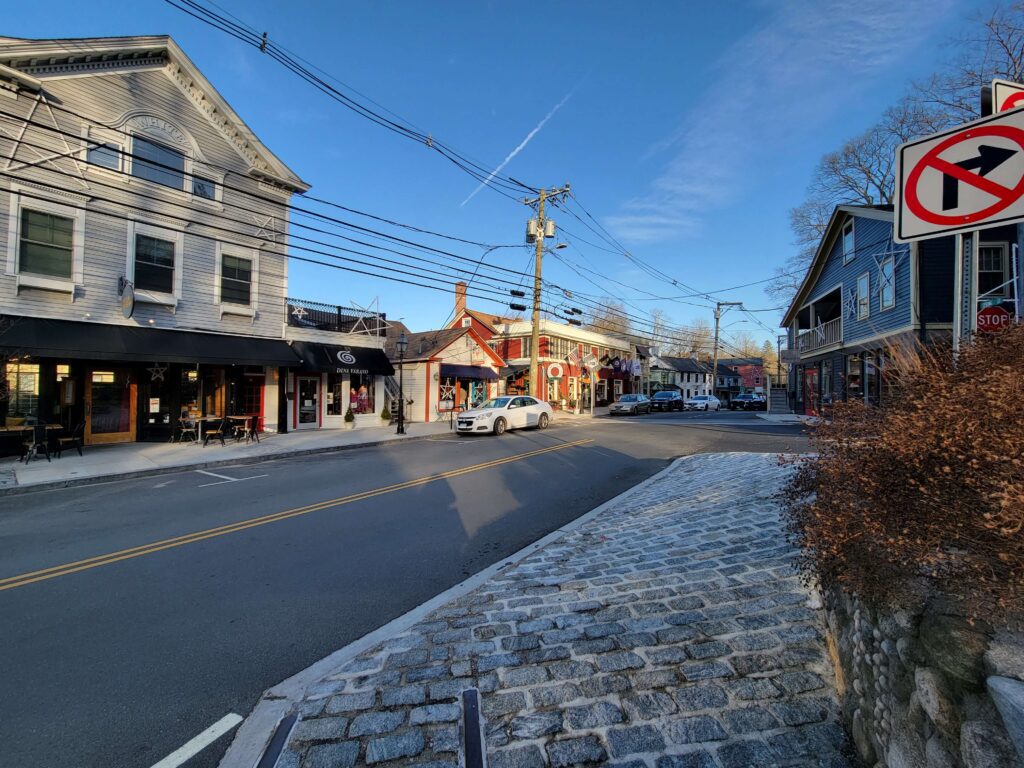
[653,392,674,399]
[478,398,511,409]
[619,395,638,402]
[691,396,708,401]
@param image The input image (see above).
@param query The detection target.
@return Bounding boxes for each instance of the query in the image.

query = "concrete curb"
[217,453,690,768]
[0,431,446,497]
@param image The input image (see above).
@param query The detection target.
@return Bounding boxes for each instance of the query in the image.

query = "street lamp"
[396,332,408,435]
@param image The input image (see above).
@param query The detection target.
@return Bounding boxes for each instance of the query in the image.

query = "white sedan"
[456,396,553,435]
[684,395,722,411]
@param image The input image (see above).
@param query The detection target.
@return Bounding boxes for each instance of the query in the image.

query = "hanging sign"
[895,107,1024,242]
[547,363,564,379]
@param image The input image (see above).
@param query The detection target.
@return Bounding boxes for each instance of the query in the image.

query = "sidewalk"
[0,421,456,493]
[757,413,815,425]
[229,453,852,768]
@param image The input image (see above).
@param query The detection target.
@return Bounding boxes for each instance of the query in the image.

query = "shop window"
[865,353,880,406]
[821,360,832,405]
[180,368,200,418]
[131,135,185,190]
[847,354,863,402]
[134,233,176,294]
[5,360,40,420]
[220,254,252,305]
[327,372,345,416]
[19,209,74,279]
[349,373,375,414]
[613,379,623,396]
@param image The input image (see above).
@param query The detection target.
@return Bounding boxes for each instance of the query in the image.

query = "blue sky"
[7,0,982,348]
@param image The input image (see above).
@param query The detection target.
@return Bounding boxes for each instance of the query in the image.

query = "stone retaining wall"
[824,590,1024,767]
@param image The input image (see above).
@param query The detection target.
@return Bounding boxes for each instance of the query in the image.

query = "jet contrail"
[460,88,576,207]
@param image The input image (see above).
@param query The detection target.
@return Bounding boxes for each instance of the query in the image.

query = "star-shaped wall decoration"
[843,287,859,319]
[147,363,168,382]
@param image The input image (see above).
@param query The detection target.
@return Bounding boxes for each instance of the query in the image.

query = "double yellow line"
[0,438,593,593]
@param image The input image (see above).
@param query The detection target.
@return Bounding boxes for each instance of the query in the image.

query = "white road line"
[149,713,243,768]
[195,469,238,481]
[197,474,268,488]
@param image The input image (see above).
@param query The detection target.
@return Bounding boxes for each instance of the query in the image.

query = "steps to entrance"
[769,388,792,414]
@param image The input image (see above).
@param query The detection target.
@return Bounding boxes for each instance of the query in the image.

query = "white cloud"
[607,0,958,242]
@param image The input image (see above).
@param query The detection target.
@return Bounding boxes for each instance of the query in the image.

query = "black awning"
[290,341,395,376]
[440,363,498,380]
[0,316,301,366]
[500,364,529,378]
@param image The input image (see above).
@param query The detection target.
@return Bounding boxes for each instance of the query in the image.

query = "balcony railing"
[797,316,842,353]
[286,297,386,336]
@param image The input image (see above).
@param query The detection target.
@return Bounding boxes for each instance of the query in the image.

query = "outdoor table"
[226,415,259,444]
[193,415,223,444]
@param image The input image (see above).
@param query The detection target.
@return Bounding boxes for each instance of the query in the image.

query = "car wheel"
[493,418,506,435]
[537,413,549,430]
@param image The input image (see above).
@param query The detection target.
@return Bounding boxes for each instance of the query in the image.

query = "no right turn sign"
[896,106,1024,241]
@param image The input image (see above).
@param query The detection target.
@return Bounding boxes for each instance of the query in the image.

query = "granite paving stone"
[281,454,849,767]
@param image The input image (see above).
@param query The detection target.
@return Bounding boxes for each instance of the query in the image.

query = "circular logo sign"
[977,305,1012,333]
[547,363,563,379]
[121,283,135,319]
[336,350,357,365]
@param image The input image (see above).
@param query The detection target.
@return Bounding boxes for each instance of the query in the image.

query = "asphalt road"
[0,413,806,768]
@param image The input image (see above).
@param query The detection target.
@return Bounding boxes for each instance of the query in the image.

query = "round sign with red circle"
[977,305,1012,333]
[904,125,1024,226]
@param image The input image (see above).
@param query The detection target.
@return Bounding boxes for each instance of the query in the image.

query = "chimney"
[455,281,467,317]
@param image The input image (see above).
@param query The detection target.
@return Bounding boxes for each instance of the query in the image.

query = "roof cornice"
[0,35,310,193]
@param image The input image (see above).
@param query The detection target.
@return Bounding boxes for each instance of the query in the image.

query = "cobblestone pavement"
[276,453,853,768]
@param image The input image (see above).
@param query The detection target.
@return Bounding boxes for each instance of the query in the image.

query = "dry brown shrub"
[782,324,1024,626]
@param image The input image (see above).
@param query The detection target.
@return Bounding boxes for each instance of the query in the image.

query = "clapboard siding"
[0,62,293,339]
[797,212,913,343]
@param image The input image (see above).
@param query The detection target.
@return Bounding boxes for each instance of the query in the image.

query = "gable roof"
[781,204,894,327]
[660,356,707,374]
[385,325,505,367]
[451,308,521,333]
[0,35,309,192]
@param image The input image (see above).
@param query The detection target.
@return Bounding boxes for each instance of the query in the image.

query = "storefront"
[0,315,297,444]
[287,341,394,429]
[437,363,497,413]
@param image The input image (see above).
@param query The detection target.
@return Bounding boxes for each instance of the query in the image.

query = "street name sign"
[993,78,1024,112]
[895,107,1024,242]
[977,304,1012,333]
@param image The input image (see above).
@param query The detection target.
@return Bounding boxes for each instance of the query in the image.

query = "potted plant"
[380,404,391,424]
[344,406,355,429]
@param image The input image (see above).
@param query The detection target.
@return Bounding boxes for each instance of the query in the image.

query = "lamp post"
[396,332,408,435]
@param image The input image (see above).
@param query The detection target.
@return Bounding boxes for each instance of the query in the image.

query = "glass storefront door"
[803,367,820,417]
[296,376,319,429]
[85,368,136,444]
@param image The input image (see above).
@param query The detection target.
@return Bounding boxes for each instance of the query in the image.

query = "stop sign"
[977,305,1012,333]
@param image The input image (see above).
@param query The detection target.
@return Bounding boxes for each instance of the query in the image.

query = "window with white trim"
[134,233,175,293]
[613,379,623,396]
[131,136,185,190]
[842,219,855,264]
[19,209,73,279]
[979,243,1008,298]
[220,254,253,306]
[87,142,122,171]
[857,273,870,320]
[880,256,895,309]
[461,317,472,328]
[192,175,217,200]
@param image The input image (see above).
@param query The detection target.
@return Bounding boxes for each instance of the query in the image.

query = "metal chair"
[21,424,50,463]
[176,416,198,443]
[56,422,85,458]
[202,417,228,447]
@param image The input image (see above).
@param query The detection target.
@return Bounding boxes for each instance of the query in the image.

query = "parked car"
[609,394,652,416]
[684,395,721,411]
[650,391,684,411]
[728,393,767,411]
[456,396,552,435]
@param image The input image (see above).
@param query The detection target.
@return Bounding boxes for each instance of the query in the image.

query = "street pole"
[529,190,546,401]
[524,184,570,400]
[396,332,408,435]
[711,301,742,403]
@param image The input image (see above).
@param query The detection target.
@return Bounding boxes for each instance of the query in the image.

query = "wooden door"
[85,368,137,444]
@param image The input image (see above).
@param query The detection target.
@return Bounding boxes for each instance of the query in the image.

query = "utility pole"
[711,301,742,402]
[524,184,570,399]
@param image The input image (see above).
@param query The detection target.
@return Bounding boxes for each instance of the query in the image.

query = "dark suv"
[650,391,684,411]
[729,393,766,411]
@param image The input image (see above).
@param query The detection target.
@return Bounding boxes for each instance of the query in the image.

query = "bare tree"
[914,3,1024,123]
[586,298,631,338]
[767,99,952,304]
